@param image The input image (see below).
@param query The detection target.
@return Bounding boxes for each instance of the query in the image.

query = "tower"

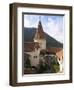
[34,21,46,50]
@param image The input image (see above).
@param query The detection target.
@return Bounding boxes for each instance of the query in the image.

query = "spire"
[39,15,41,21]
[34,20,45,40]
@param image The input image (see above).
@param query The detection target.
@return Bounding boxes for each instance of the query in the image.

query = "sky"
[24,14,64,43]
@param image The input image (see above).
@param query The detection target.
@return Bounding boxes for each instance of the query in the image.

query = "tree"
[25,57,31,68]
[38,60,47,73]
[50,56,60,73]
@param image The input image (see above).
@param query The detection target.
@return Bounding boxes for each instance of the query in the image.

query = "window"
[34,56,37,58]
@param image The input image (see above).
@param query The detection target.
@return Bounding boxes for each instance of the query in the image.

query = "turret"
[34,21,46,49]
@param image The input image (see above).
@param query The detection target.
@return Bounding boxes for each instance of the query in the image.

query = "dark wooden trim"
[13,2,72,10]
[13,80,72,87]
[22,12,64,16]
[9,4,17,86]
[69,7,72,83]
[9,3,72,86]
[9,4,13,85]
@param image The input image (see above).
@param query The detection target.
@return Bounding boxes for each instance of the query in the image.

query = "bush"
[50,56,60,73]
[25,57,31,68]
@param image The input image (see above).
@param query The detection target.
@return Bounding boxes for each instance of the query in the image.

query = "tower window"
[34,56,37,58]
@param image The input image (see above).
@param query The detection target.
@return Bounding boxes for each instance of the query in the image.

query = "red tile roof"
[24,42,40,52]
[47,47,62,53]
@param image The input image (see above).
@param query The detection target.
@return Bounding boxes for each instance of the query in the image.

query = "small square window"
[34,56,37,58]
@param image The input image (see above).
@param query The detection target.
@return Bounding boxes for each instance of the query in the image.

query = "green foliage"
[38,56,60,73]
[38,63,45,73]
[50,56,60,73]
[53,65,60,72]
[25,58,31,68]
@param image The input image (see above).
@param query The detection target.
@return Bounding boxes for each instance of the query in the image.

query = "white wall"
[0,0,74,90]
[26,50,40,67]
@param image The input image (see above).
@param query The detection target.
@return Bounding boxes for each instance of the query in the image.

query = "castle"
[24,21,63,67]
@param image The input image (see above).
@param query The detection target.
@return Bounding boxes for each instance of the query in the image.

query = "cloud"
[24,15,39,28]
[24,15,64,43]
[43,16,64,43]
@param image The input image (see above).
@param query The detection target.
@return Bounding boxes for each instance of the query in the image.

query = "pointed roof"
[34,21,45,39]
[24,27,63,48]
